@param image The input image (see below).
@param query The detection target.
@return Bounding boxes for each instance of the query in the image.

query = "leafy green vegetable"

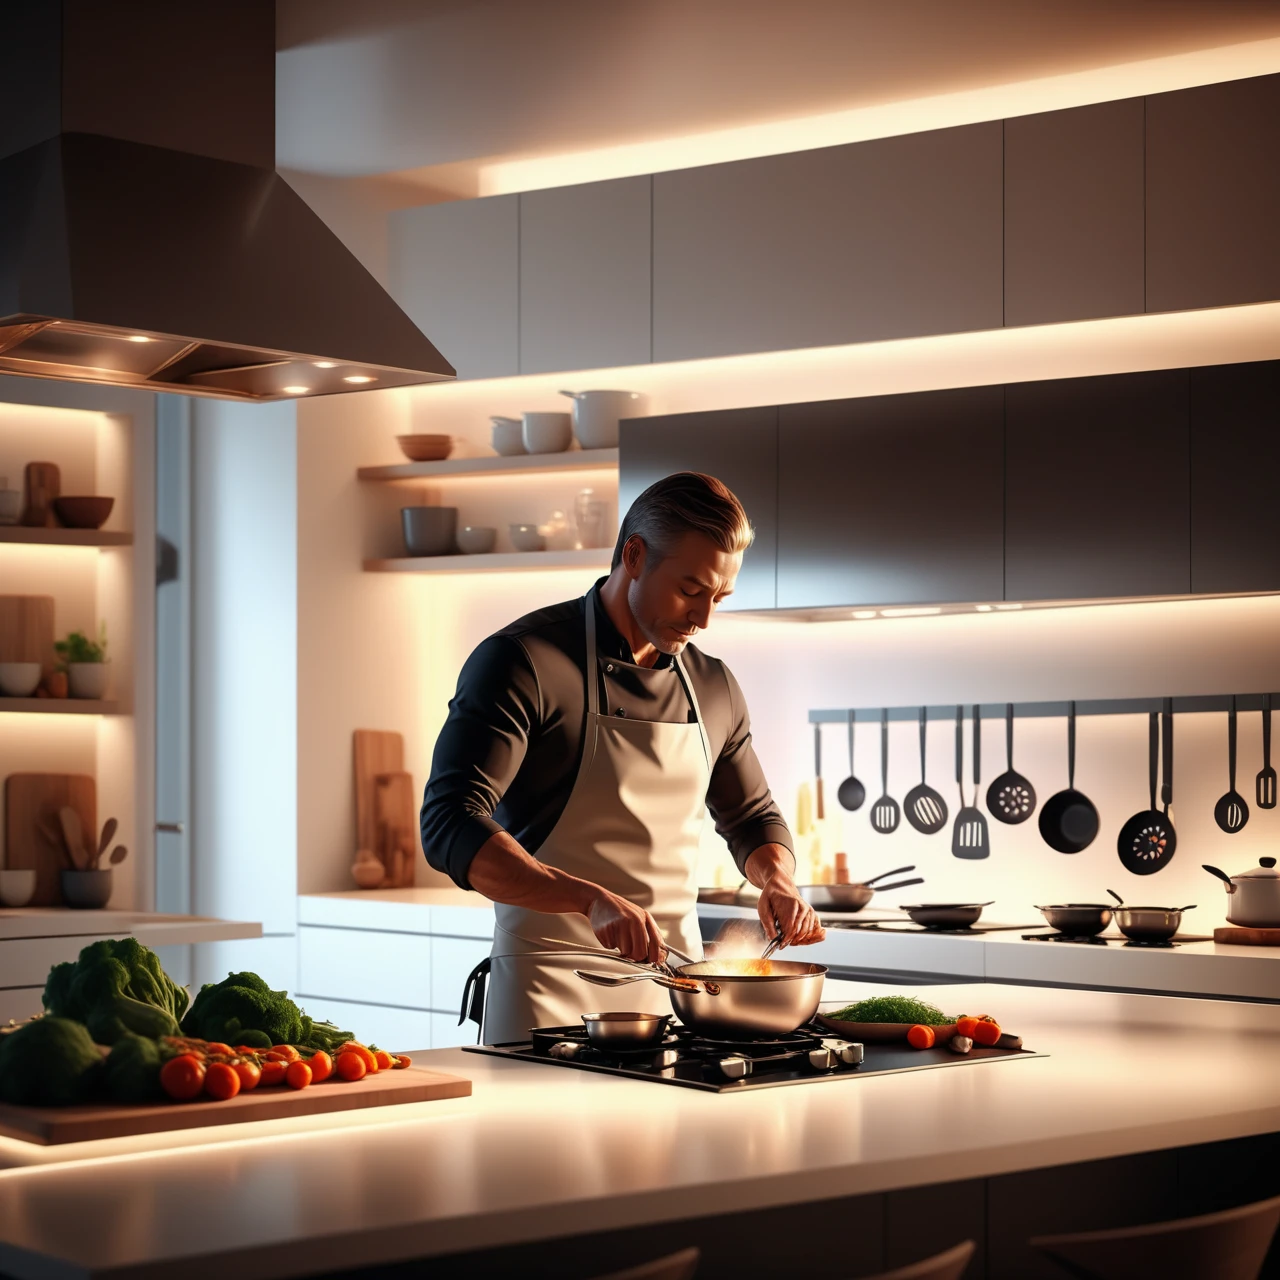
[102,1034,164,1103]
[181,971,354,1052]
[0,1017,103,1106]
[54,622,108,666]
[825,995,953,1025]
[43,938,188,1045]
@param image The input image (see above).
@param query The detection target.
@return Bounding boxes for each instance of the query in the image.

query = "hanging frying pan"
[986,702,1036,824]
[1038,701,1099,854]
[904,707,948,835]
[1117,711,1177,875]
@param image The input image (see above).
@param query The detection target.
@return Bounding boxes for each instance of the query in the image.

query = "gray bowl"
[61,869,112,909]
[401,506,457,556]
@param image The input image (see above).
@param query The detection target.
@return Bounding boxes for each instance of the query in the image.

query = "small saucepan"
[1035,903,1114,936]
[1108,889,1195,942]
[581,1011,671,1051]
[898,902,994,930]
[799,865,924,912]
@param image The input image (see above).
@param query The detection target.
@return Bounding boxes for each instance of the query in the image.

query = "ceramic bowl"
[61,869,112,909]
[509,523,547,552]
[0,869,37,907]
[396,434,453,463]
[401,506,458,556]
[0,662,41,696]
[521,412,572,455]
[490,417,526,457]
[53,496,114,529]
[457,525,497,555]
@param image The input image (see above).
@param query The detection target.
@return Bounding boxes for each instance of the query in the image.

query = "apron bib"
[483,595,712,1043]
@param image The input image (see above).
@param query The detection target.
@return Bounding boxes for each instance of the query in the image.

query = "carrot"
[906,1024,936,1050]
[340,1043,378,1074]
[393,1054,412,1069]
[307,1051,333,1083]
[373,1050,394,1072]
[259,1059,288,1086]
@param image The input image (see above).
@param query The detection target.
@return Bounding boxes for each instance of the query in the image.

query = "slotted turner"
[1257,694,1277,810]
[986,702,1036,824]
[870,708,900,834]
[904,707,948,835]
[951,705,991,860]
[1214,695,1250,834]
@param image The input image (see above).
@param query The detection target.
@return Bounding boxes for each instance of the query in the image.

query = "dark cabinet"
[777,387,1005,609]
[1190,360,1280,594]
[1005,370,1190,601]
[1146,73,1280,313]
[1004,98,1145,326]
[618,408,778,612]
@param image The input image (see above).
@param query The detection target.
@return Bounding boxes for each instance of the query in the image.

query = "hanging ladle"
[837,709,866,811]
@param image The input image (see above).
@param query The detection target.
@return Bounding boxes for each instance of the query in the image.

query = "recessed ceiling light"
[851,610,877,620]
[343,375,375,384]
[313,361,337,368]
[282,385,309,395]
[879,606,942,618]
[126,335,152,343]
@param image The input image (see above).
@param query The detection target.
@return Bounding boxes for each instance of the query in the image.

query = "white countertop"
[1,979,1278,1280]
[699,903,1280,1001]
[0,909,263,946]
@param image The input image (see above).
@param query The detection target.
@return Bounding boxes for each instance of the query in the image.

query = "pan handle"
[574,969,718,996]
[872,877,926,893]
[1162,697,1174,811]
[862,864,916,887]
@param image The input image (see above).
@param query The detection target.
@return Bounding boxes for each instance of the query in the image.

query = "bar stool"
[1031,1193,1280,1280]
[864,1241,976,1280]
[591,1246,700,1280]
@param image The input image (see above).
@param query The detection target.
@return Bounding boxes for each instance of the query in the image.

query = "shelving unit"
[365,549,611,574]
[0,698,119,715]
[809,691,1280,723]
[0,527,132,547]
[357,448,618,482]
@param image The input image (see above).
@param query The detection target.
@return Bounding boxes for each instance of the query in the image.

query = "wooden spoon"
[95,817,119,868]
[108,845,128,866]
[58,806,88,869]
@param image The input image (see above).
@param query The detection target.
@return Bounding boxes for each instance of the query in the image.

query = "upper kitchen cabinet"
[1190,360,1280,595]
[389,195,519,380]
[777,386,1004,609]
[652,123,1003,363]
[619,408,778,611]
[1005,370,1190,601]
[1146,73,1280,314]
[519,176,652,374]
[1004,99,1145,327]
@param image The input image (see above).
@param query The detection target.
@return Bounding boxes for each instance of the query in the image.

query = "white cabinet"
[519,176,652,374]
[298,925,432,1008]
[389,195,519,379]
[430,936,492,1013]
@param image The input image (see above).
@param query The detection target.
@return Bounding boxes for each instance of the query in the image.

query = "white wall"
[190,399,298,991]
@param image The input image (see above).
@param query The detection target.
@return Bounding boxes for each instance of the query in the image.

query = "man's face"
[625,531,741,656]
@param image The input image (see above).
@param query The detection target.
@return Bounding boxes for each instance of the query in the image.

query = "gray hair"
[611,472,754,570]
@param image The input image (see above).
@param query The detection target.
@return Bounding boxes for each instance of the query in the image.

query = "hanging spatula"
[1213,696,1249,834]
[951,705,991,860]
[1257,693,1277,810]
[870,708,900,834]
[904,707,948,835]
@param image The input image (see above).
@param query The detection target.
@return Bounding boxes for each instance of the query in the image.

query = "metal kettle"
[1203,857,1280,928]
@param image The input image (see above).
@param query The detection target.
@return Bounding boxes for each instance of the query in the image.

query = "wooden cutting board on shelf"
[0,595,56,678]
[20,462,60,528]
[1214,926,1280,946]
[4,773,96,905]
[376,769,419,887]
[0,1066,472,1145]
[354,727,402,856]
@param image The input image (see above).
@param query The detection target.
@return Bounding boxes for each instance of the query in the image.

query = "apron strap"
[458,955,491,1043]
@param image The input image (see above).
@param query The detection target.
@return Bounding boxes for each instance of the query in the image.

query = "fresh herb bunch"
[54,621,108,666]
[825,995,953,1025]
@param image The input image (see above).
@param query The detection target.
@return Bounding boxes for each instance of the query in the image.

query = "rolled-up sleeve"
[420,635,540,889]
[706,664,794,875]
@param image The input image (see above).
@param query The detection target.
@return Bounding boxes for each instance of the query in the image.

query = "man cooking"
[421,471,824,1043]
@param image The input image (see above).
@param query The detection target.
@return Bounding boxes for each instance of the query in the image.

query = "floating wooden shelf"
[357,448,618,482]
[0,698,119,715]
[364,549,611,574]
[0,528,133,547]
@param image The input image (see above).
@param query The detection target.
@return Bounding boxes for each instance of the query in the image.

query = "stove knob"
[719,1056,751,1079]
[549,1041,582,1060]
[807,1048,837,1071]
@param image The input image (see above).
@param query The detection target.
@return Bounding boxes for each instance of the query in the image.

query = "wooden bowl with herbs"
[816,994,957,1043]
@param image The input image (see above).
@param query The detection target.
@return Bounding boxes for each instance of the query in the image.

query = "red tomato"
[307,1051,333,1083]
[971,1019,1002,1046]
[233,1060,262,1091]
[204,1042,235,1057]
[285,1060,312,1090]
[204,1062,241,1101]
[259,1059,288,1086]
[906,1024,936,1050]
[335,1051,367,1082]
[955,1016,981,1039]
[270,1044,301,1062]
[160,1054,206,1100]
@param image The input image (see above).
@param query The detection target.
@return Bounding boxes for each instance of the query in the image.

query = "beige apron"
[483,594,711,1043]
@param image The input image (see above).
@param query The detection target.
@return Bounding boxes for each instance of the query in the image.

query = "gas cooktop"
[463,1022,1043,1093]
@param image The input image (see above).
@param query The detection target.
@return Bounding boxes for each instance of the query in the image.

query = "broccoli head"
[0,1017,103,1106]
[181,972,354,1051]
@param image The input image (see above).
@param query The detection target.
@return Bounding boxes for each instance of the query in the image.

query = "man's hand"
[744,844,826,950]
[586,887,667,965]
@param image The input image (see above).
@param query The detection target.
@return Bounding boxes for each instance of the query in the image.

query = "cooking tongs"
[525,938,722,996]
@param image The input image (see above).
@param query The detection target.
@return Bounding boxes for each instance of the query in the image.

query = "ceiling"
[275,0,1280,180]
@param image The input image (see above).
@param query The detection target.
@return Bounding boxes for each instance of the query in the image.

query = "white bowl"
[559,390,647,449]
[68,662,110,700]
[0,869,37,907]
[509,523,547,552]
[457,525,497,555]
[491,417,526,457]
[0,662,41,696]
[521,412,572,454]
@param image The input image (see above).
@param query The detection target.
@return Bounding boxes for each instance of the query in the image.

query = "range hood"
[0,1,454,401]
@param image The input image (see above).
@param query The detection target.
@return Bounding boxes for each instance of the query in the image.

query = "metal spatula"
[1214,696,1250,833]
[904,707,948,835]
[951,705,991,860]
[870,708,900,834]
[1257,694,1277,810]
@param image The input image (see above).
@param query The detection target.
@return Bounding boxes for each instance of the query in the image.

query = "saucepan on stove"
[1034,903,1114,936]
[799,864,924,912]
[1107,889,1195,942]
[897,902,994,929]
[580,1011,671,1051]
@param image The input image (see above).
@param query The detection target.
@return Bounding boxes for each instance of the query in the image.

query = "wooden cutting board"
[21,462,60,527]
[4,773,96,904]
[0,595,56,678]
[376,769,419,887]
[1214,926,1280,946]
[0,1066,472,1145]
[354,728,403,855]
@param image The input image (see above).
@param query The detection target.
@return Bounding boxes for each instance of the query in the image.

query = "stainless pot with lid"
[1203,857,1280,928]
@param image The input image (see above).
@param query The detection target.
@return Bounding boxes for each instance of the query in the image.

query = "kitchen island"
[1,979,1278,1279]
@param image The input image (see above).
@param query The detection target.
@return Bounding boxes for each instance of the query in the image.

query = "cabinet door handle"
[155,821,184,834]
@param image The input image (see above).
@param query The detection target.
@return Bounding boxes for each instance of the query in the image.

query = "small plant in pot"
[55,813,127,909]
[54,622,109,700]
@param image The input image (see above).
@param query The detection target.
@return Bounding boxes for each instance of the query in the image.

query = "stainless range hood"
[0,1,454,401]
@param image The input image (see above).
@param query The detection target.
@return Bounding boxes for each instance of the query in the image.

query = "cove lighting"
[879,606,943,618]
[851,610,877,620]
[343,375,375,384]
[313,361,337,368]
[975,605,994,612]
[126,335,151,343]
[282,385,310,395]
[995,603,1024,611]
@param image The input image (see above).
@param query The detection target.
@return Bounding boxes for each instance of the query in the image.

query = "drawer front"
[430,937,492,1014]
[0,936,101,988]
[298,926,432,1009]
[294,996,434,1056]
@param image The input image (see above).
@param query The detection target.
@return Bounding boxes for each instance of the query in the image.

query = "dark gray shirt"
[420,584,792,889]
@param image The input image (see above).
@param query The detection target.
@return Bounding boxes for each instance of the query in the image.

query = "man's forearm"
[743,842,798,887]
[467,829,599,915]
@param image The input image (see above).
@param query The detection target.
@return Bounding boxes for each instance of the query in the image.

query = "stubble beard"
[626,577,685,656]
